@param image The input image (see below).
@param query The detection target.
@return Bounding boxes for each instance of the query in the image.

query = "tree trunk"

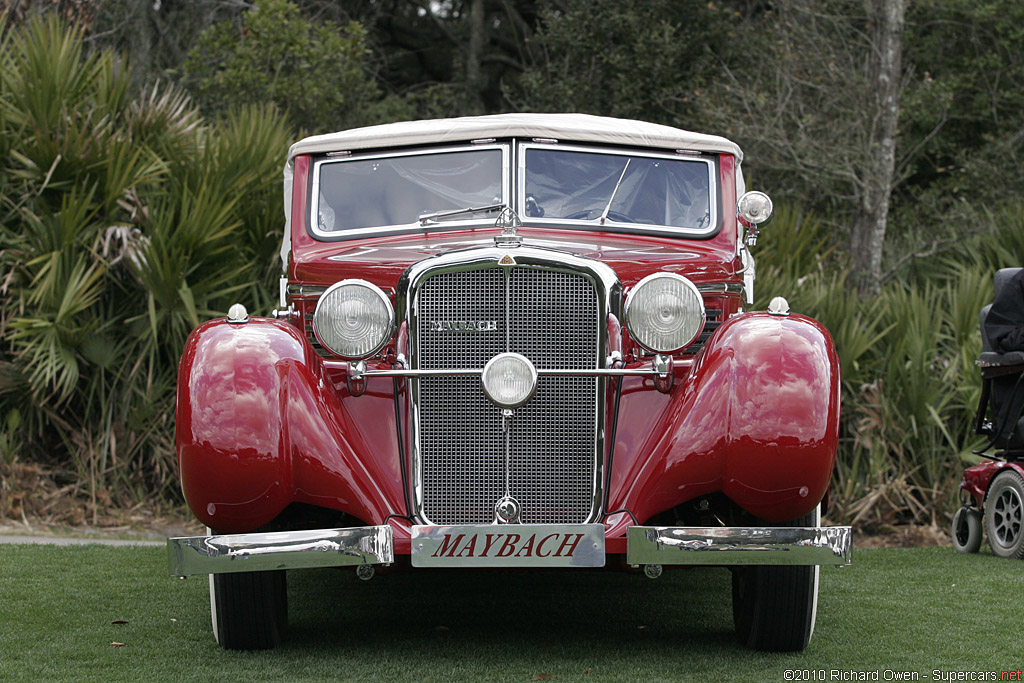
[465,0,487,112]
[850,0,906,296]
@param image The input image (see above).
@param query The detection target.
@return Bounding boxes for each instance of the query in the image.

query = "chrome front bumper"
[626,526,853,566]
[167,523,852,576]
[168,526,394,577]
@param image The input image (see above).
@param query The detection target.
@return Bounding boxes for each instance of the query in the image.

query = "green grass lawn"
[0,544,1020,682]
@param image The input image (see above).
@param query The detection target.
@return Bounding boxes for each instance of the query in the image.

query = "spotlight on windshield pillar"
[737,191,774,226]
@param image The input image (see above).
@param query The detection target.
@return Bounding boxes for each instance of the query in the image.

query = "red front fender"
[176,319,405,532]
[610,311,840,523]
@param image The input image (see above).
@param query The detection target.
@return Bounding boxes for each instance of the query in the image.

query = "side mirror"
[736,191,774,246]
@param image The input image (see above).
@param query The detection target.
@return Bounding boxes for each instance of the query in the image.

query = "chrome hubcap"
[992,487,1023,547]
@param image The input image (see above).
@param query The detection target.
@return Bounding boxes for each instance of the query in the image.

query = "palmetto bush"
[0,16,291,514]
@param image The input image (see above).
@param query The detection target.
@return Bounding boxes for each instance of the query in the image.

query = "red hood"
[291,226,740,290]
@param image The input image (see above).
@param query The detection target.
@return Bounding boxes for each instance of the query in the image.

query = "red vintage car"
[167,114,852,651]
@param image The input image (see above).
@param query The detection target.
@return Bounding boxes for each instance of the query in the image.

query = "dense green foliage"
[508,0,730,122]
[3,2,1024,530]
[79,1,1024,277]
[179,0,408,133]
[0,545,1016,680]
[0,15,293,507]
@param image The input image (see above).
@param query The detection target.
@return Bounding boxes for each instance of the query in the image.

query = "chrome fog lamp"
[312,280,394,359]
[624,273,705,353]
[481,353,538,408]
[737,191,774,226]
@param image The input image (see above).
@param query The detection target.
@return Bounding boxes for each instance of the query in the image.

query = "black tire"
[210,570,288,650]
[985,470,1024,559]
[731,507,819,652]
[951,506,982,553]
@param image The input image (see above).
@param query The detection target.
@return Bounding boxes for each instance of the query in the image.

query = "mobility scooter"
[954,267,1024,558]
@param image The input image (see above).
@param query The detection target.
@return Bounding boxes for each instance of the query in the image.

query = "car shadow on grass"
[284,566,743,666]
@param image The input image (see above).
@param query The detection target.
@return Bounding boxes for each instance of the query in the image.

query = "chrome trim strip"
[626,526,852,566]
[359,367,663,378]
[167,526,393,577]
[696,282,744,295]
[323,359,693,375]
[287,284,327,298]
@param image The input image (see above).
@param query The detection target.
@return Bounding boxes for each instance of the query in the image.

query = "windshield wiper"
[418,203,506,225]
[600,159,631,224]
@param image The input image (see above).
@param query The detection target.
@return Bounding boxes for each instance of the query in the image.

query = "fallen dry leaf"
[583,669,593,675]
[531,675,554,681]
[111,619,129,625]
[110,642,126,647]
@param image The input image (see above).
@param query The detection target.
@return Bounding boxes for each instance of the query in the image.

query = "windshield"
[522,146,714,232]
[309,142,717,239]
[313,147,505,235]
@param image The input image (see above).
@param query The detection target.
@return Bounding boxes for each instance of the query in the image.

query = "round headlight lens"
[481,353,538,409]
[312,280,394,359]
[624,273,705,353]
[737,191,774,226]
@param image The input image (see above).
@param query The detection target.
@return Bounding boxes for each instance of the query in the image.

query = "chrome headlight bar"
[341,355,678,404]
[347,363,670,379]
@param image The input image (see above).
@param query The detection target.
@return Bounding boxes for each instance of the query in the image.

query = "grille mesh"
[416,266,600,525]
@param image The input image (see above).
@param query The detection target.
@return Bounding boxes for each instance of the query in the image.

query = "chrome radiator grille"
[415,266,600,525]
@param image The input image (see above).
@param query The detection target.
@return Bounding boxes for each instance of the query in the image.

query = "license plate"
[411,524,605,568]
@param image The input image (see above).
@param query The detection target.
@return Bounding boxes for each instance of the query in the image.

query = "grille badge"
[427,320,498,332]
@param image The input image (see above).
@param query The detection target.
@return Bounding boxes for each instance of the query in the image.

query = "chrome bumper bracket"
[626,525,852,566]
[168,525,394,577]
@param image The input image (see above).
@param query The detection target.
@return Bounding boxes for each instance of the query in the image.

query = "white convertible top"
[287,113,743,160]
[281,113,744,263]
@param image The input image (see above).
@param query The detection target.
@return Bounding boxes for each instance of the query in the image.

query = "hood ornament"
[494,207,522,248]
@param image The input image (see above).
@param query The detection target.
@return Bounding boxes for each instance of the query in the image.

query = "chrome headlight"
[624,273,705,353]
[737,191,774,226]
[481,352,538,408]
[312,280,394,359]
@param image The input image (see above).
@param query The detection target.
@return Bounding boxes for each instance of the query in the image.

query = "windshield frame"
[308,142,511,240]
[305,140,722,241]
[516,142,720,239]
